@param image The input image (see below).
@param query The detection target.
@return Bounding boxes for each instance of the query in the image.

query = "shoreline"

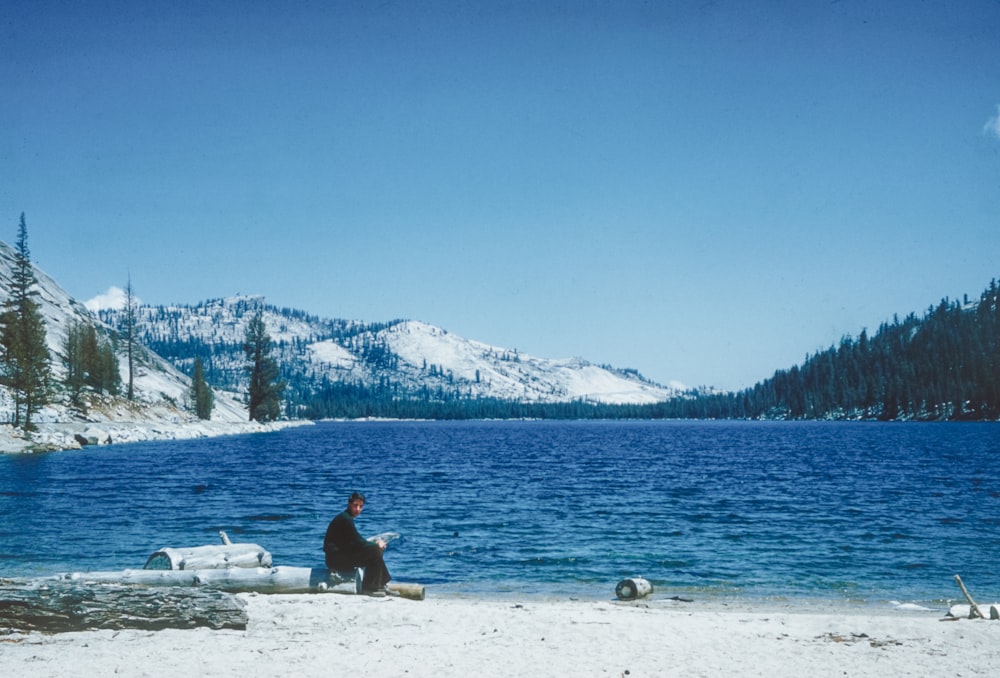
[387,586,979,623]
[0,568,966,616]
[2,592,998,676]
[0,419,313,454]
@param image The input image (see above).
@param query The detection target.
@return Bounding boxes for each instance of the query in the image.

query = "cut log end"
[615,577,653,601]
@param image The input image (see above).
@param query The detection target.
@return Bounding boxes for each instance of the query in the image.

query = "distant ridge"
[2,231,993,428]
[97,296,684,413]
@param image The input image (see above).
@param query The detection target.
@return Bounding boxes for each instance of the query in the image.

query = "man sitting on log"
[324,492,392,596]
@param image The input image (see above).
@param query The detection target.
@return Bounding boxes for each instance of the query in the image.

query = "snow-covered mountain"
[0,227,681,447]
[99,296,682,406]
[363,320,677,404]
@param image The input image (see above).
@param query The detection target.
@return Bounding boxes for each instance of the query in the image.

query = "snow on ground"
[307,340,357,369]
[381,320,677,404]
[0,418,311,454]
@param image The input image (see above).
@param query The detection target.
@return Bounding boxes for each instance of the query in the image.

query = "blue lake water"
[1,420,998,608]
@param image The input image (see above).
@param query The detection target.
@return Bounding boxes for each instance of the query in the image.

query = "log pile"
[0,531,423,633]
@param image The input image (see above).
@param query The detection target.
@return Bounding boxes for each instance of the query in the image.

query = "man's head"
[347,491,366,517]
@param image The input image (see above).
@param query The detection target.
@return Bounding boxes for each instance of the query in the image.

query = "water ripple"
[1,420,998,605]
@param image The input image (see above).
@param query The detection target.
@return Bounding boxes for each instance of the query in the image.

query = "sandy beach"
[2,592,998,677]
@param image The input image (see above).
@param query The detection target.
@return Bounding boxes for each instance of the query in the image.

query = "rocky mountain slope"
[0,241,262,452]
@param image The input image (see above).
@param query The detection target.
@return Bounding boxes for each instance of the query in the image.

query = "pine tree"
[123,276,139,400]
[243,310,284,422]
[0,214,52,430]
[62,321,87,405]
[61,320,121,405]
[191,356,214,420]
[99,332,121,396]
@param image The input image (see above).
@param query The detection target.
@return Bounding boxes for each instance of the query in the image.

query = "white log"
[37,568,429,600]
[615,577,653,601]
[145,535,393,571]
[144,543,272,570]
[46,566,363,595]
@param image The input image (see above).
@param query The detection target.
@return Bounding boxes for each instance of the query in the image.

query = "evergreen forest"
[682,281,1000,421]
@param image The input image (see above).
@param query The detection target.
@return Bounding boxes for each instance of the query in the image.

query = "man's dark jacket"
[323,510,391,592]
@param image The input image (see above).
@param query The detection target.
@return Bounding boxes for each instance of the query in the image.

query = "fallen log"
[0,582,247,633]
[387,582,426,601]
[144,543,272,571]
[144,532,272,570]
[38,567,428,601]
[45,566,364,595]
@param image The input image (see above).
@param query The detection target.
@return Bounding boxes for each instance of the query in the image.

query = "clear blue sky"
[3,1,999,391]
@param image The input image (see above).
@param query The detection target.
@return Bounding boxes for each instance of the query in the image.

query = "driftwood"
[954,575,988,619]
[36,567,426,601]
[144,531,272,571]
[948,603,1000,620]
[386,582,426,601]
[0,582,247,633]
[144,543,272,571]
[615,577,653,601]
[44,566,363,595]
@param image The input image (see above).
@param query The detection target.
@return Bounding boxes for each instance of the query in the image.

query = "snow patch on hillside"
[308,340,356,369]
[380,320,677,404]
